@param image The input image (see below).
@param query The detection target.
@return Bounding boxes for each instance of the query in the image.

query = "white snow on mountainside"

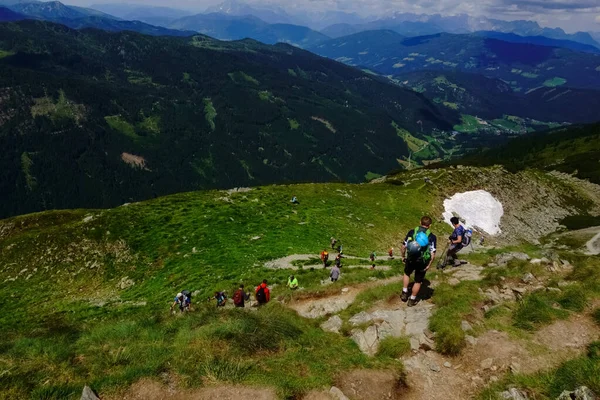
[442,190,504,235]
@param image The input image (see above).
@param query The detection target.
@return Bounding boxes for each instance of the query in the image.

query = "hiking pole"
[436,245,449,271]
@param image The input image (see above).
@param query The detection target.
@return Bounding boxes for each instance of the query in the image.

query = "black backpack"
[256,286,267,303]
[181,290,191,300]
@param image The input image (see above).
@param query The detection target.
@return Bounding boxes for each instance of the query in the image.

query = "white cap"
[177,292,183,297]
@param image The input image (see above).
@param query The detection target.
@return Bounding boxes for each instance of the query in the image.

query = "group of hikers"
[171,215,472,312]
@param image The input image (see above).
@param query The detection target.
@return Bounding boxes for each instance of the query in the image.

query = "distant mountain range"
[89,3,192,27]
[320,13,600,49]
[0,20,454,218]
[0,1,196,37]
[310,31,600,92]
[394,70,600,124]
[167,13,329,47]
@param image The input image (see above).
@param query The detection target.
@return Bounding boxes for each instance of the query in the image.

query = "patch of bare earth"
[401,313,600,400]
[121,152,150,171]
[104,379,278,400]
[534,313,600,353]
[335,369,406,400]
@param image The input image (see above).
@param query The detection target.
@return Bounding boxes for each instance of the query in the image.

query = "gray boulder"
[349,311,373,326]
[321,315,343,334]
[330,386,350,400]
[496,252,530,267]
[500,388,529,400]
[557,386,597,400]
[81,386,99,400]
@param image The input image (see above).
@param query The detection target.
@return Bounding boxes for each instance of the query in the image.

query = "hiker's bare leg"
[403,274,410,289]
[411,282,421,297]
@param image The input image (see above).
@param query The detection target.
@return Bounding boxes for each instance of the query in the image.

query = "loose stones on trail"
[321,315,343,333]
[495,252,530,267]
[557,386,597,400]
[349,304,434,356]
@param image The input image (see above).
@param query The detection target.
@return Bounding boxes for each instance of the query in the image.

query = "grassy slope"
[1,167,599,398]
[0,179,443,398]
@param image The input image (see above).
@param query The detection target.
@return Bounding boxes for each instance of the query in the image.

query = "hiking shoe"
[400,291,409,302]
[407,298,418,307]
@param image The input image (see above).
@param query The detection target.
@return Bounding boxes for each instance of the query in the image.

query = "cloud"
[596,15,600,23]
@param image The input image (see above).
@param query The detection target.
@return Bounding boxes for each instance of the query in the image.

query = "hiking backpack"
[233,290,243,305]
[256,286,267,303]
[461,228,472,246]
[408,227,432,262]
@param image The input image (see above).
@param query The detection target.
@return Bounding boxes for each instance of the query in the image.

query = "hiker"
[338,244,343,254]
[213,291,227,307]
[170,291,191,313]
[401,216,437,307]
[388,247,394,259]
[334,253,342,267]
[370,251,376,262]
[233,284,249,308]
[287,275,299,290]
[330,264,340,282]
[291,196,299,204]
[331,237,337,249]
[445,217,466,267]
[255,279,270,305]
[320,249,329,268]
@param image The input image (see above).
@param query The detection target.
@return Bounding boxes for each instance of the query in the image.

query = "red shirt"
[255,283,270,302]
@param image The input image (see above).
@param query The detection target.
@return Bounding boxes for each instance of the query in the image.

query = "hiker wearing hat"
[170,291,191,313]
[401,216,437,307]
[287,275,299,290]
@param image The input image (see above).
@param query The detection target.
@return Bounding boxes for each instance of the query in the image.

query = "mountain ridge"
[0,19,454,219]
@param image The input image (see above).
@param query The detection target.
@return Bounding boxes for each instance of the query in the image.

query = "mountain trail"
[264,253,393,270]
[287,276,404,319]
[401,313,600,400]
[103,379,278,400]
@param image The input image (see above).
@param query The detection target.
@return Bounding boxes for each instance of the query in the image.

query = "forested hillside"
[455,123,600,184]
[0,20,455,218]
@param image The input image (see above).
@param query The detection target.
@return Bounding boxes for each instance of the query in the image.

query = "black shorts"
[404,260,427,283]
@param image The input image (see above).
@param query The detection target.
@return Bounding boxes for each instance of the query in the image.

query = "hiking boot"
[407,298,418,307]
[400,291,409,302]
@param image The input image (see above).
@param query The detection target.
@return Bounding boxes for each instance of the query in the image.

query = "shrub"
[376,336,411,359]
[513,292,569,331]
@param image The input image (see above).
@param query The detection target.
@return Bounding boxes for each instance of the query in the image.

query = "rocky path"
[264,253,393,271]
[288,276,404,319]
[586,229,600,255]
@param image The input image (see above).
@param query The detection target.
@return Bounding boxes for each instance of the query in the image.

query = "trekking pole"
[436,245,449,271]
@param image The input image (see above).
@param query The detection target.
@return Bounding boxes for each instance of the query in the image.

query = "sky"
[67,0,600,33]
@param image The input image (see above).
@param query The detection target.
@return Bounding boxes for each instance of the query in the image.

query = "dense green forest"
[454,123,600,184]
[0,20,456,218]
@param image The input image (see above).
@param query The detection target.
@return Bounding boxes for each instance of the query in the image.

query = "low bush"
[376,336,411,359]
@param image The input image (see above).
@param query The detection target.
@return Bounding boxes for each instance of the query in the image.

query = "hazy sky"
[66,0,600,33]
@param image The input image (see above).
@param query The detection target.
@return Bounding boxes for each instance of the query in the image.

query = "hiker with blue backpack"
[401,216,437,307]
[445,217,471,268]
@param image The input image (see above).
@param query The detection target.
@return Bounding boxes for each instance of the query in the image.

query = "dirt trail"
[288,276,403,318]
[104,379,278,400]
[401,313,600,400]
[264,253,394,270]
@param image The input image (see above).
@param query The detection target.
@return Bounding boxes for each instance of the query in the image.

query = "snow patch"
[442,190,503,235]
